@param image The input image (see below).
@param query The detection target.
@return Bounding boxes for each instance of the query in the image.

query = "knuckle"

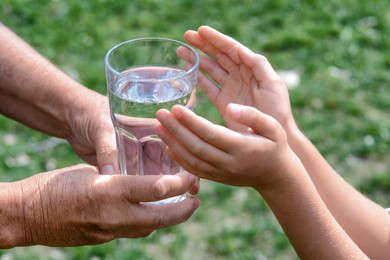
[93,176,115,200]
[204,129,218,144]
[275,124,288,142]
[268,120,286,141]
[96,144,116,160]
[166,121,180,137]
[80,221,117,244]
[191,144,206,157]
[187,157,202,171]
[164,123,180,141]
[94,214,119,233]
[152,213,169,229]
[268,117,280,131]
[91,231,115,244]
[150,177,170,200]
[269,118,284,137]
[223,159,243,176]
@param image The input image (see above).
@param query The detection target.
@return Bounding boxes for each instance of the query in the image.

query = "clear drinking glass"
[105,37,199,204]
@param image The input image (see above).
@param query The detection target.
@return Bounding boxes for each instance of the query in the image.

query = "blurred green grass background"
[1,0,390,259]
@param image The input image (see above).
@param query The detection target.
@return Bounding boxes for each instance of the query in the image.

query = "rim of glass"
[105,37,200,82]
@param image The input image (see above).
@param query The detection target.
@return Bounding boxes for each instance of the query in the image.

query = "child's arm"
[156,104,367,259]
[181,25,390,258]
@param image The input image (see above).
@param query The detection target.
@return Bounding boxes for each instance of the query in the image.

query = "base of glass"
[143,193,187,205]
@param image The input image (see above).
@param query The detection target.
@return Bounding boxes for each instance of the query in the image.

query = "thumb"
[225,103,284,141]
[95,128,119,175]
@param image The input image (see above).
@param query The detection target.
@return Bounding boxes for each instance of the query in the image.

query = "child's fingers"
[168,106,247,152]
[237,46,281,83]
[164,143,217,180]
[184,28,238,74]
[176,46,225,99]
[196,71,221,105]
[197,26,242,65]
[155,109,232,171]
[155,122,218,178]
[226,104,285,141]
[196,26,280,83]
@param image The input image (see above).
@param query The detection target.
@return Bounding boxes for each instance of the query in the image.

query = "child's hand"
[155,104,298,190]
[178,26,295,131]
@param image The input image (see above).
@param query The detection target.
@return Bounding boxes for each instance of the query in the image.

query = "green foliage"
[1,0,390,259]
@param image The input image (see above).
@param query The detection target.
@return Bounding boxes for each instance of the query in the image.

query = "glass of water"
[105,37,199,204]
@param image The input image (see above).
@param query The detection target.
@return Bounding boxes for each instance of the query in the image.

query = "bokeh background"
[1,0,390,259]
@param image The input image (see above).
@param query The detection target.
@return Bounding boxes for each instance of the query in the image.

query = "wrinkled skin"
[1,164,199,248]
